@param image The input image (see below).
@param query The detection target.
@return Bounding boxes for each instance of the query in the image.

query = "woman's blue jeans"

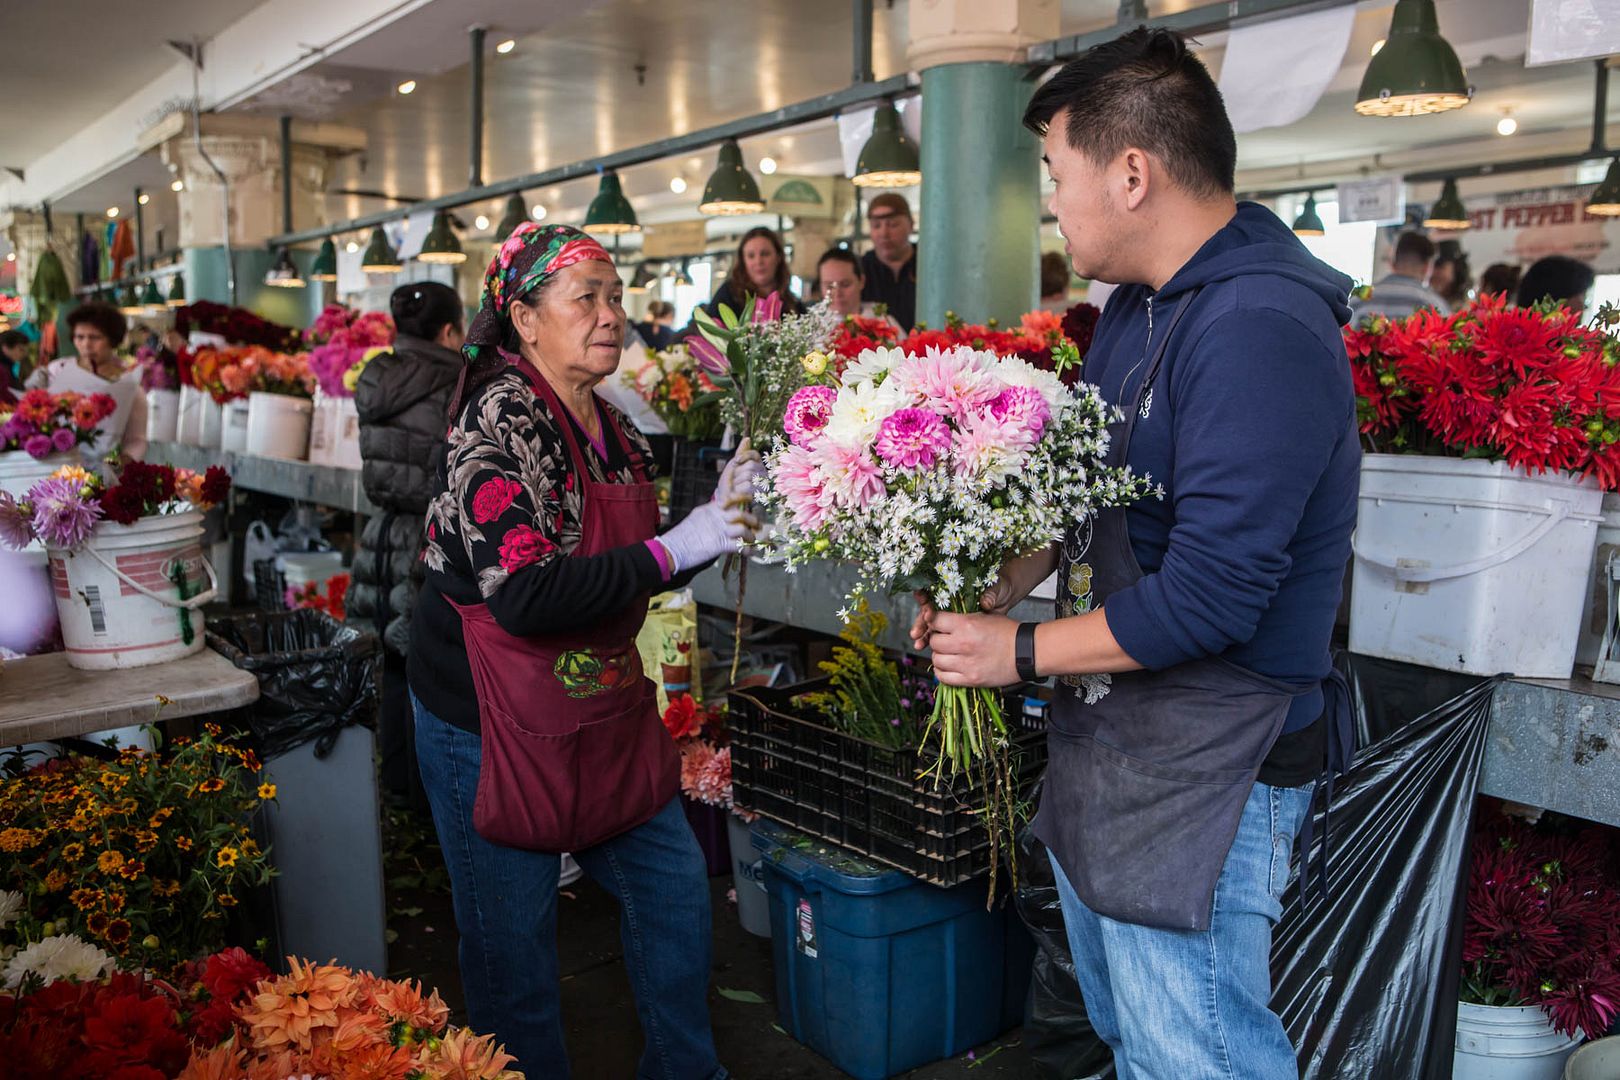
[412,693,728,1080]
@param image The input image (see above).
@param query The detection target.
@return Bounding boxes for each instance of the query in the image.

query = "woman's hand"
[657,500,761,573]
[715,438,764,509]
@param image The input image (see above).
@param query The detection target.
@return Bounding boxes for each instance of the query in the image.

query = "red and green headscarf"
[463,222,614,364]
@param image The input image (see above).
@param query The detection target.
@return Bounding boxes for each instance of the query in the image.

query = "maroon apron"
[448,358,678,852]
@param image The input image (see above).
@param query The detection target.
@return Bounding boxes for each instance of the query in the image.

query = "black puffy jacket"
[347,334,462,655]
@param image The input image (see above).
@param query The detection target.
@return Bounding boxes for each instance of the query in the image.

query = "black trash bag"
[1273,670,1501,1080]
[1015,777,1115,1080]
[208,609,381,761]
[1339,651,1486,747]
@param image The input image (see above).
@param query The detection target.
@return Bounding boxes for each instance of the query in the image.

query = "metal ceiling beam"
[267,74,914,248]
[853,0,875,83]
[1029,0,1357,65]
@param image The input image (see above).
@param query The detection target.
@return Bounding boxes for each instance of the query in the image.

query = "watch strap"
[1015,621,1038,683]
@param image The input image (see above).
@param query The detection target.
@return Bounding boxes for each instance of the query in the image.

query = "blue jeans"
[1051,780,1313,1080]
[412,693,727,1080]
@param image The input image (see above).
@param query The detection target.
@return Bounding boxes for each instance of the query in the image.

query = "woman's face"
[1,343,25,366]
[742,237,779,292]
[818,259,863,317]
[73,325,115,367]
[513,261,626,384]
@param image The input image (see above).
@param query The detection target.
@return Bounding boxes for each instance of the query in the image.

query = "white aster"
[3,934,116,990]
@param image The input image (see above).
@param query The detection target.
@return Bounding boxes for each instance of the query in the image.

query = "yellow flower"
[133,829,159,853]
[217,893,238,908]
[204,721,223,736]
[175,835,194,852]
[70,887,101,910]
[216,847,239,868]
[44,869,69,892]
[257,783,277,801]
[149,808,174,828]
[197,778,226,795]
[103,888,126,912]
[342,365,363,393]
[63,842,86,862]
[0,828,37,852]
[802,350,829,376]
[98,850,125,873]
[240,838,261,858]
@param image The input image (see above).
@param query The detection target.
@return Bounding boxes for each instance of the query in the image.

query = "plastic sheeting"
[208,609,381,761]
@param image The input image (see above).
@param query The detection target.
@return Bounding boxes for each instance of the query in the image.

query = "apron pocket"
[1089,735,1253,786]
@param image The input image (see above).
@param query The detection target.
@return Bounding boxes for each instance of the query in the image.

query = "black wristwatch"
[1015,622,1039,683]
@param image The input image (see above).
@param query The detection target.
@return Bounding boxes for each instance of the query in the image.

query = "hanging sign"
[1442,183,1618,275]
[1527,0,1620,66]
[766,175,838,220]
[1337,177,1406,225]
[642,220,708,260]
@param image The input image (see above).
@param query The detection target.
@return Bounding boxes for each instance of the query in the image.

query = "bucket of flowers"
[662,693,735,876]
[305,305,395,469]
[0,389,116,501]
[233,348,317,461]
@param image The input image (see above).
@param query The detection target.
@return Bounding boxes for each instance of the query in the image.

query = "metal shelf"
[146,441,376,515]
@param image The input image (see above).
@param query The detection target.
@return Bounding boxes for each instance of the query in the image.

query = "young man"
[859,192,918,331]
[1348,230,1449,321]
[912,28,1358,1080]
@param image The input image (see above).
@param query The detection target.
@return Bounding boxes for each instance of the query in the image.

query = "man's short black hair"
[817,247,862,277]
[1392,231,1437,267]
[1516,255,1596,308]
[1023,27,1236,198]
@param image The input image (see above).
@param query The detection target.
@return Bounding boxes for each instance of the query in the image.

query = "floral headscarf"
[463,222,614,364]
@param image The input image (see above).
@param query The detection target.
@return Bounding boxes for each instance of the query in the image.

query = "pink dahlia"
[875,408,952,472]
[772,443,830,529]
[783,385,837,447]
[889,347,997,420]
[814,441,885,509]
[986,385,1051,439]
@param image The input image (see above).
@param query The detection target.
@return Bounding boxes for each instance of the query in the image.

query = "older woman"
[26,301,147,462]
[409,223,756,1078]
[705,225,804,320]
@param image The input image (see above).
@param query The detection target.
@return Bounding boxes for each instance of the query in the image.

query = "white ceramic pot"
[245,392,313,461]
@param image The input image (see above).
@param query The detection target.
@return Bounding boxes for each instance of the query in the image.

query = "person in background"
[1516,255,1595,318]
[350,282,466,812]
[1041,250,1074,311]
[860,192,918,331]
[1430,241,1472,310]
[635,300,678,350]
[704,226,803,320]
[27,301,146,463]
[1478,262,1523,299]
[0,329,30,405]
[1347,231,1449,323]
[817,248,867,318]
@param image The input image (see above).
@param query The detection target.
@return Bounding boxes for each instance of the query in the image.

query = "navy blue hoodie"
[1088,203,1360,732]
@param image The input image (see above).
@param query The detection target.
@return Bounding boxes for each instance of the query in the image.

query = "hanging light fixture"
[118,285,145,315]
[584,170,641,234]
[1422,178,1471,230]
[140,279,165,314]
[1587,158,1620,217]
[264,246,306,288]
[1291,194,1326,237]
[310,238,338,281]
[699,139,765,215]
[361,227,403,273]
[494,194,528,241]
[417,211,468,263]
[167,273,187,308]
[627,263,659,293]
[853,101,922,187]
[1355,0,1470,117]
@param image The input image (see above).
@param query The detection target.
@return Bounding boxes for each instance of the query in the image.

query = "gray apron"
[1033,290,1321,933]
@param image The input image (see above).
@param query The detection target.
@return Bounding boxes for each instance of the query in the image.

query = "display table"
[0,648,260,745]
[1485,674,1620,829]
[146,440,376,515]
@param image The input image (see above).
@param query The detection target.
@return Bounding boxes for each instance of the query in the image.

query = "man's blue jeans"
[412,693,728,1080]
[1051,780,1313,1080]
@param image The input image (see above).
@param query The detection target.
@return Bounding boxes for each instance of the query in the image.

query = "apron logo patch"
[553,648,635,698]
[1139,387,1154,420]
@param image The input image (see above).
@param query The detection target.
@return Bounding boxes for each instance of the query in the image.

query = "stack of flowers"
[1346,297,1620,488]
[829,315,902,365]
[827,305,1102,387]
[0,460,230,551]
[174,302,301,353]
[624,343,724,439]
[285,572,349,620]
[182,346,314,403]
[0,390,117,460]
[798,599,936,751]
[662,695,734,810]
[1463,802,1620,1039]
[305,305,396,398]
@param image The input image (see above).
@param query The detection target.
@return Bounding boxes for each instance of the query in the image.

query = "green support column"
[917,62,1042,329]
[182,247,323,328]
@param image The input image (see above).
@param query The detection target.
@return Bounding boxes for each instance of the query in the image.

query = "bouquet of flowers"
[286,572,349,621]
[0,461,230,551]
[0,389,117,459]
[1346,296,1620,487]
[757,343,1157,894]
[136,344,181,392]
[174,302,301,352]
[305,305,397,398]
[662,695,735,809]
[689,293,838,445]
[829,314,902,365]
[623,344,724,439]
[1462,801,1620,1039]
[0,724,274,972]
[799,599,936,751]
[189,345,316,402]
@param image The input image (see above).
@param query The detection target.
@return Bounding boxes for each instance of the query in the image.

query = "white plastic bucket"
[727,814,771,937]
[1350,455,1603,677]
[221,398,251,454]
[281,550,344,595]
[1455,1002,1583,1080]
[48,510,218,671]
[1564,1036,1620,1079]
[197,395,224,450]
[328,397,362,470]
[306,394,337,467]
[246,392,313,461]
[175,385,204,446]
[1575,494,1620,669]
[145,389,180,443]
[0,451,77,558]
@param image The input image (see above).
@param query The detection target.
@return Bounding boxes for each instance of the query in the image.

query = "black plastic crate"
[253,558,288,612]
[728,678,1047,886]
[668,438,732,521]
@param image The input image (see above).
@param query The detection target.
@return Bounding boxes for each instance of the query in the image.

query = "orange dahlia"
[240,956,359,1051]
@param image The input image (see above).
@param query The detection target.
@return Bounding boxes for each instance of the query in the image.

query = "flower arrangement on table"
[1346,296,1620,488]
[185,345,315,403]
[832,305,1103,386]
[0,724,273,973]
[305,305,397,398]
[756,343,1157,896]
[174,301,301,353]
[829,314,902,367]
[136,343,181,392]
[1462,801,1620,1039]
[0,460,230,551]
[661,694,735,810]
[0,389,116,459]
[286,572,350,621]
[623,343,725,439]
[799,599,936,751]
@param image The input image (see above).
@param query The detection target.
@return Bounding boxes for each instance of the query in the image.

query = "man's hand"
[911,593,1021,688]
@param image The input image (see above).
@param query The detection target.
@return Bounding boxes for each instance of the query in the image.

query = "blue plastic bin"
[752,820,1033,1079]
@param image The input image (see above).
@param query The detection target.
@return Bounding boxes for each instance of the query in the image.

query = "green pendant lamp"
[699,140,765,216]
[583,170,641,235]
[264,246,306,288]
[494,194,528,242]
[1422,178,1471,230]
[1588,158,1620,217]
[361,227,403,274]
[1291,194,1326,237]
[166,272,187,308]
[853,101,922,188]
[1356,0,1470,117]
[417,211,468,263]
[310,237,338,281]
[140,278,165,313]
[118,285,145,315]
